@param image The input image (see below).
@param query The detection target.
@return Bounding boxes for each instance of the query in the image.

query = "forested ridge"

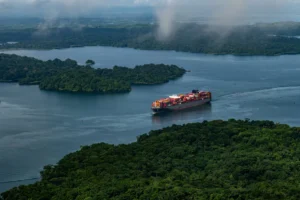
[2,22,300,55]
[2,119,300,200]
[0,54,185,93]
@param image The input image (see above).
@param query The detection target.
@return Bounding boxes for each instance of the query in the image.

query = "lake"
[1,46,300,192]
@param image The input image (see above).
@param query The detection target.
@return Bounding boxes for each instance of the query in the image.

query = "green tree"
[2,120,300,200]
[85,59,95,67]
[0,54,185,94]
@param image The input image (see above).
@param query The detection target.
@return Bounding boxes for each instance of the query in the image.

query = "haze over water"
[1,46,300,192]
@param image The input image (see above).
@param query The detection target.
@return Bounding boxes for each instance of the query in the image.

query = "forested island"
[0,54,185,93]
[2,22,300,55]
[2,119,300,199]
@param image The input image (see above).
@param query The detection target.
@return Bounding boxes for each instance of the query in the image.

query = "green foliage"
[2,120,300,199]
[0,25,152,50]
[85,60,95,67]
[104,64,186,85]
[0,54,185,93]
[0,54,78,85]
[2,23,300,55]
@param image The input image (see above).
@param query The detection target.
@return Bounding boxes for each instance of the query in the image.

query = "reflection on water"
[152,104,212,125]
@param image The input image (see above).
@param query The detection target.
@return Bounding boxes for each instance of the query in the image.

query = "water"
[1,46,300,192]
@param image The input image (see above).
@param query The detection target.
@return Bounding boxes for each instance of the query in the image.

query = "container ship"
[151,90,212,114]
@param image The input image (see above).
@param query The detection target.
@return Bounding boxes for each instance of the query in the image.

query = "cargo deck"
[151,90,212,114]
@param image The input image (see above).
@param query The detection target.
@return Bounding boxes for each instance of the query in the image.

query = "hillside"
[0,54,185,93]
[2,22,300,55]
[2,119,300,200]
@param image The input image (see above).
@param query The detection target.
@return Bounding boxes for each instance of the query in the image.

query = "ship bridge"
[169,95,180,99]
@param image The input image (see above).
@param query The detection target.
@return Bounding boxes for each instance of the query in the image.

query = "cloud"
[150,0,300,39]
[0,0,131,18]
[1,0,300,39]
[0,0,299,20]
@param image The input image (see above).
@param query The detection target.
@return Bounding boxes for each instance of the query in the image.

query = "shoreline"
[1,44,300,57]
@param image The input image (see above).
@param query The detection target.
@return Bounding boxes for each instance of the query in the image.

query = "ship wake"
[217,85,300,102]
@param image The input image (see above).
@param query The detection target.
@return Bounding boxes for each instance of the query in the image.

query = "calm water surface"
[1,46,300,192]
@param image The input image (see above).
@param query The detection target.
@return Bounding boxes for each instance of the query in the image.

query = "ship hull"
[152,98,211,114]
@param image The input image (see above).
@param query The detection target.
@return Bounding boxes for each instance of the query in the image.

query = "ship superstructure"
[151,90,211,114]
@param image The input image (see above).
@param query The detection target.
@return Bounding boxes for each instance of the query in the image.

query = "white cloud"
[1,0,300,28]
[151,0,300,39]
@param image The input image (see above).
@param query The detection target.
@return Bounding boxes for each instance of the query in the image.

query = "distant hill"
[2,22,300,55]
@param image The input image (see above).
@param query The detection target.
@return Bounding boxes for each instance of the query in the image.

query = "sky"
[1,0,300,37]
[1,0,300,19]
